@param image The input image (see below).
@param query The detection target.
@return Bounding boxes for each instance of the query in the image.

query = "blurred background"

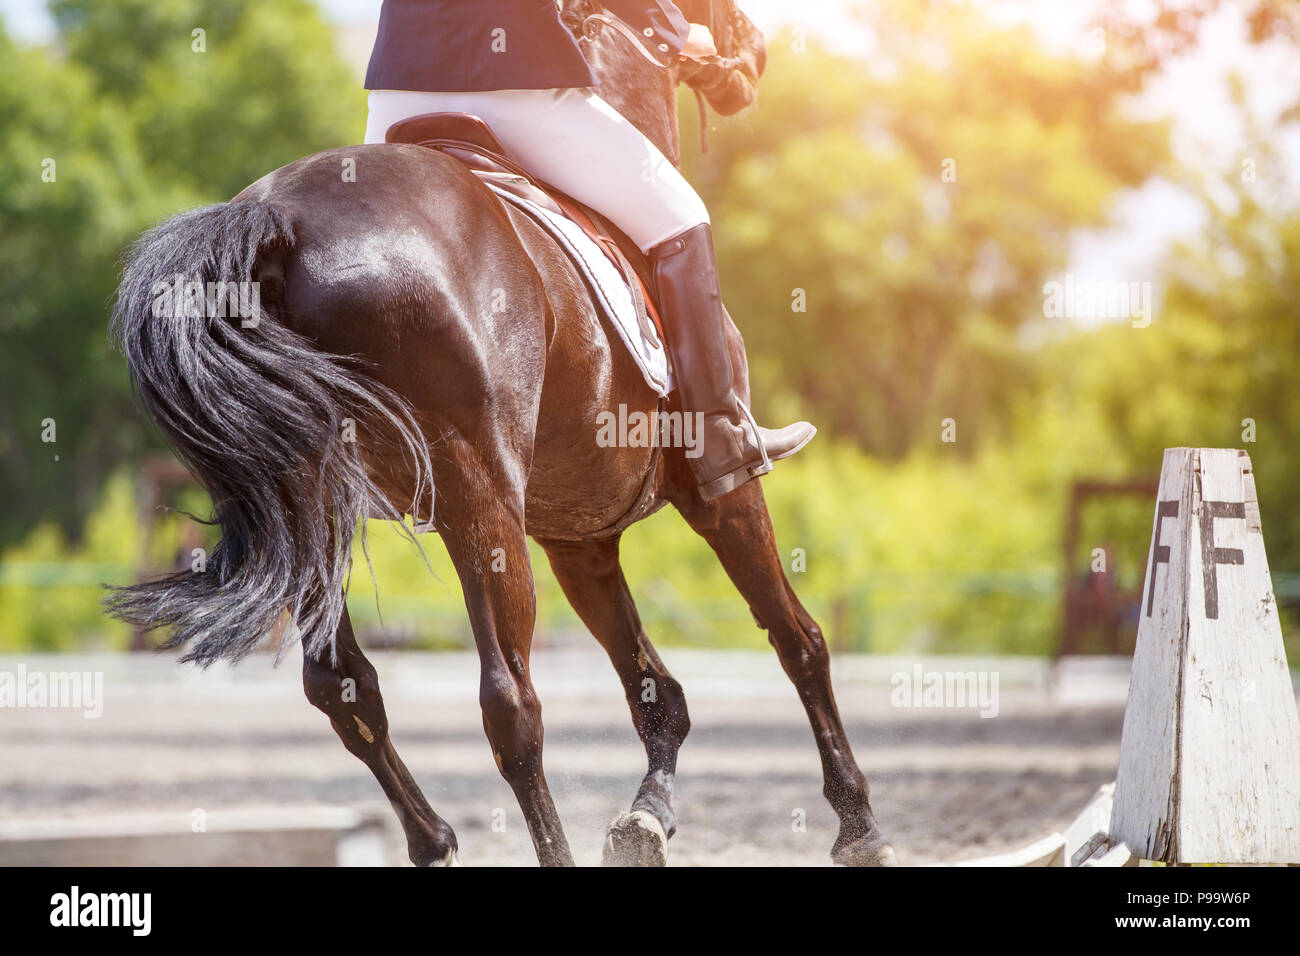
[2,0,1299,868]
[2,0,1298,661]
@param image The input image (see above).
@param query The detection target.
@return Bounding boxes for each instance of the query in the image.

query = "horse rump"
[104,199,431,666]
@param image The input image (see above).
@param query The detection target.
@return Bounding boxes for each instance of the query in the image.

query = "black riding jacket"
[365,0,692,92]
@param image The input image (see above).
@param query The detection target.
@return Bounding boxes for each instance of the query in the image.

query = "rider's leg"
[647,222,816,498]
[364,88,702,249]
[364,88,814,499]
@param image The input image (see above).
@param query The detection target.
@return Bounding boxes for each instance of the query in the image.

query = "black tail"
[105,201,432,666]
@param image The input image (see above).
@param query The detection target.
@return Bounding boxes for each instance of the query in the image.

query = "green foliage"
[0,25,175,546]
[0,474,137,651]
[0,1,365,548]
[2,1,1298,662]
[682,18,1168,456]
[51,0,366,199]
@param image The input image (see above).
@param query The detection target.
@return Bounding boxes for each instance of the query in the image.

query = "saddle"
[385,112,669,391]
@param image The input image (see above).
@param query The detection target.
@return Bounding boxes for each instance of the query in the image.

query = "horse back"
[234,144,663,537]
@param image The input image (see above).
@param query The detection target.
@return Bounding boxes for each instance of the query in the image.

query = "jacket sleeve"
[599,1,692,65]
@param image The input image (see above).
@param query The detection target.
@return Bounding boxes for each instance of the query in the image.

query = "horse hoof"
[420,848,462,867]
[602,810,668,867]
[832,833,898,867]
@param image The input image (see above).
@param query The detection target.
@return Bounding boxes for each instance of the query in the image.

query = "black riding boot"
[649,223,816,501]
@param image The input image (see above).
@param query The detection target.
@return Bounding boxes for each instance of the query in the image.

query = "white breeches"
[363,87,709,252]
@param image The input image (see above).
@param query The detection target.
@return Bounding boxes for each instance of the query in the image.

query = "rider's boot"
[648,223,816,501]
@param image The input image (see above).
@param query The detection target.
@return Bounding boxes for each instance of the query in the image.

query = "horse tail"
[104,200,432,666]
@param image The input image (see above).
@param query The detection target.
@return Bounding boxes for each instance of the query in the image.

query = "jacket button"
[658,43,669,52]
[643,27,654,37]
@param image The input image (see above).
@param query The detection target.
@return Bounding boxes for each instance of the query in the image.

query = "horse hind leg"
[538,534,690,867]
[670,476,897,866]
[434,446,574,866]
[303,606,460,865]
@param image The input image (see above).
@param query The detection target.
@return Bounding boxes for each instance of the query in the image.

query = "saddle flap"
[381,110,669,384]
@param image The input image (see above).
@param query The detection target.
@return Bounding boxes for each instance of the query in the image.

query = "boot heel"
[697,464,756,501]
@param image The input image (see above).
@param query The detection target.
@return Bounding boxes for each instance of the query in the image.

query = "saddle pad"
[484,183,673,397]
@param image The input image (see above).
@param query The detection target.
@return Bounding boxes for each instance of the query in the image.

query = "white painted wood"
[949,832,1066,867]
[1179,449,1300,862]
[1063,781,1115,866]
[1112,448,1300,863]
[1081,843,1136,867]
[0,807,397,866]
[1112,448,1192,860]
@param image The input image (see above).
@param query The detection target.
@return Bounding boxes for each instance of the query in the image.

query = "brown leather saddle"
[385,112,665,346]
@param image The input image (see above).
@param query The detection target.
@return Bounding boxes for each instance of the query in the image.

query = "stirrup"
[696,404,772,501]
[737,402,774,474]
[697,461,768,501]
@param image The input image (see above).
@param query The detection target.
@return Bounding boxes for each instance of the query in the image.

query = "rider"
[363,0,815,500]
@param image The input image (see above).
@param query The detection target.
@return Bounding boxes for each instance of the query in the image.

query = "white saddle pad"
[485,183,673,397]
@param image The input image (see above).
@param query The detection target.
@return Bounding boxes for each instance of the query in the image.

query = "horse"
[106,0,895,867]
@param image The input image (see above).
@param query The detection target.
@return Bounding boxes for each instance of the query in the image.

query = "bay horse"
[106,0,895,867]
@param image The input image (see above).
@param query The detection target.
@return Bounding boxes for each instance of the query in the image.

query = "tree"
[0,1,365,546]
[684,5,1168,456]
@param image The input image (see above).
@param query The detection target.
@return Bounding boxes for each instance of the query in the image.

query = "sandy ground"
[0,647,1134,866]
